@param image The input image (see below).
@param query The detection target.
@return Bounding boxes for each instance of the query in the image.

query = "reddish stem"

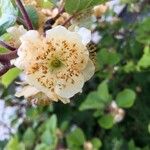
[0,50,18,62]
[62,15,74,26]
[0,40,16,51]
[0,64,14,76]
[16,0,33,30]
[54,7,65,20]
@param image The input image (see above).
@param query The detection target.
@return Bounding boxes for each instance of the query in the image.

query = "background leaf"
[24,5,39,29]
[116,89,136,108]
[97,49,120,67]
[79,91,105,111]
[23,128,35,149]
[98,114,114,129]
[0,0,18,35]
[65,0,106,14]
[1,68,21,88]
[97,80,111,103]
[66,128,85,149]
[65,0,80,14]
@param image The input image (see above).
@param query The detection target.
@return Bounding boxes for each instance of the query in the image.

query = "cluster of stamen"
[25,37,87,92]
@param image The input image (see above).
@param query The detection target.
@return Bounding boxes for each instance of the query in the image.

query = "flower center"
[50,58,62,69]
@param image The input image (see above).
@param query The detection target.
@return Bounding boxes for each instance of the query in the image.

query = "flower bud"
[93,5,108,17]
[84,141,93,150]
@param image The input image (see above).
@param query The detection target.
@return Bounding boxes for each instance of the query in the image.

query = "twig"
[0,64,14,76]
[0,50,18,62]
[54,7,65,20]
[0,40,16,51]
[62,15,74,26]
[43,7,65,33]
[16,0,33,30]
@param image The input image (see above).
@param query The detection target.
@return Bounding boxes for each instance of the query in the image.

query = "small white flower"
[109,101,125,123]
[106,0,125,15]
[7,25,27,46]
[76,27,91,45]
[91,31,102,44]
[14,26,95,103]
[0,100,24,141]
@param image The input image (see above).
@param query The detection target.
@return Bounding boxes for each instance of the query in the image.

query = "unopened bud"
[94,5,108,17]
[84,141,93,150]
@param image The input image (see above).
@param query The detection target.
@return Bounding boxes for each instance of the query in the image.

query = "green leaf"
[5,136,25,150]
[45,114,57,132]
[41,130,53,145]
[79,92,105,111]
[66,128,85,148]
[41,0,53,8]
[123,61,136,73]
[25,5,39,28]
[148,123,150,134]
[35,143,50,150]
[0,0,18,35]
[23,128,35,149]
[136,18,150,44]
[98,114,114,129]
[89,0,106,7]
[116,89,136,108]
[91,138,102,150]
[128,140,141,150]
[97,49,120,67]
[65,0,80,14]
[1,67,21,88]
[65,0,106,14]
[41,115,58,149]
[97,80,111,103]
[0,33,13,53]
[77,0,90,11]
[137,45,150,69]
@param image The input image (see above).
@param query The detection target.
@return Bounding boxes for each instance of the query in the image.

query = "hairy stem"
[16,0,33,30]
[0,40,16,51]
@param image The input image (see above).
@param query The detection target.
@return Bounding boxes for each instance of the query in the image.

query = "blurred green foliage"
[0,0,150,150]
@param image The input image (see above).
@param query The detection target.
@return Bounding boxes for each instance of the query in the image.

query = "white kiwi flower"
[14,25,95,103]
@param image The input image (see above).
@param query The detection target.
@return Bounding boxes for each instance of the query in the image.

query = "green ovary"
[49,58,62,69]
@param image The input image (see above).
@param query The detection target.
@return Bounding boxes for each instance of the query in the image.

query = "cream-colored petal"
[15,42,38,69]
[7,25,27,46]
[46,25,83,44]
[82,59,95,81]
[77,27,91,45]
[15,85,39,98]
[46,26,69,38]
[55,74,84,98]
[20,30,41,43]
[26,74,58,102]
[13,58,24,69]
[58,96,70,104]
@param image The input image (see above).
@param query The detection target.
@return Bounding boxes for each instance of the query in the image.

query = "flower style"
[14,26,95,103]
